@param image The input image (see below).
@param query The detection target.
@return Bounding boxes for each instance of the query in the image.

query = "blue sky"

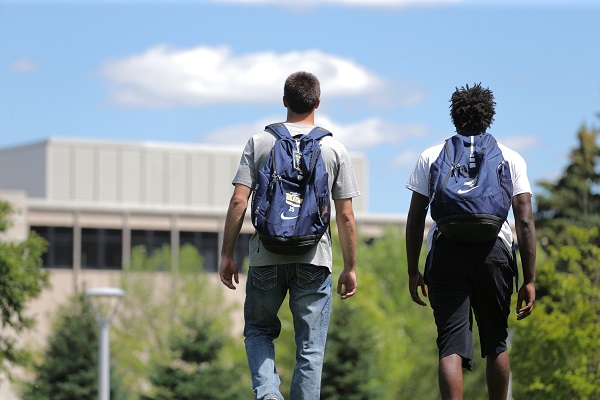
[1,0,599,215]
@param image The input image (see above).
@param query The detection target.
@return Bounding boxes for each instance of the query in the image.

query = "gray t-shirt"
[233,122,361,272]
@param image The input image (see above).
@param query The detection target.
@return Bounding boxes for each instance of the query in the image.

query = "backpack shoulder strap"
[305,126,332,141]
[265,123,293,140]
[443,134,463,162]
[479,132,498,153]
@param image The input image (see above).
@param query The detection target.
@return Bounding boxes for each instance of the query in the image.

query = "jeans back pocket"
[296,264,328,291]
[250,265,278,290]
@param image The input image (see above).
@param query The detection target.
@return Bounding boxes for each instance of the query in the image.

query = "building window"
[131,229,171,255]
[179,231,250,273]
[31,226,74,269]
[180,231,220,272]
[82,228,123,270]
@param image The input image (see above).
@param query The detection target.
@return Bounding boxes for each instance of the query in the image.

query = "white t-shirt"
[406,140,532,251]
[233,122,361,272]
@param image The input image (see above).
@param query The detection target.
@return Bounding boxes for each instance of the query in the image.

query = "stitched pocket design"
[296,265,327,290]
[251,266,277,290]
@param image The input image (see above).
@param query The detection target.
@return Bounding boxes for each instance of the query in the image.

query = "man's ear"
[314,98,320,109]
[283,96,288,108]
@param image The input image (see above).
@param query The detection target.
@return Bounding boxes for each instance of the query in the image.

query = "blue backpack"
[429,132,513,242]
[251,123,332,255]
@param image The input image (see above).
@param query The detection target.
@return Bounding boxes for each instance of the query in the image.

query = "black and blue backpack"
[251,123,332,255]
[429,132,513,243]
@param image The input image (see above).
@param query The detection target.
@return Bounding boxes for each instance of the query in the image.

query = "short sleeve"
[498,144,532,196]
[232,138,256,189]
[406,144,443,197]
[405,154,430,197]
[331,143,361,200]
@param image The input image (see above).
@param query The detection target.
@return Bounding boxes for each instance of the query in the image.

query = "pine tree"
[536,124,600,246]
[113,244,251,399]
[141,316,246,400]
[511,122,600,398]
[22,294,128,400]
[321,299,383,400]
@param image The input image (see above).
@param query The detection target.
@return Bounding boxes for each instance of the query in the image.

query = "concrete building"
[0,137,409,399]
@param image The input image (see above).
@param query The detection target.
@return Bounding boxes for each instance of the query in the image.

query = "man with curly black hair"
[405,84,536,400]
[450,83,496,132]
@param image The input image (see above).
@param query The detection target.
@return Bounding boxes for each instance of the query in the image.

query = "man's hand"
[516,282,535,320]
[337,269,357,299]
[219,255,239,290]
[409,271,428,306]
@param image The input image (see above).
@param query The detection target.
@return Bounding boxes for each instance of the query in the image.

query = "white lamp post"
[85,287,125,400]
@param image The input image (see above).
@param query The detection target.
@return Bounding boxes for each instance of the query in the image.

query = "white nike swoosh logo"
[280,212,298,220]
[457,185,480,194]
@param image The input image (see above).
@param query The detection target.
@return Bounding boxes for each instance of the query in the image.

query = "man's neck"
[286,111,315,125]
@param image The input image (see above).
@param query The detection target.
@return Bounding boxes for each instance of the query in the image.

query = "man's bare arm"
[406,192,429,306]
[219,184,252,290]
[334,198,357,299]
[512,192,536,319]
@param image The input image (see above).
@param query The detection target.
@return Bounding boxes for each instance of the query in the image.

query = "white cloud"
[10,58,39,74]
[213,0,461,7]
[102,45,386,108]
[315,115,428,150]
[499,135,540,152]
[202,116,281,148]
[202,114,428,151]
[392,149,422,167]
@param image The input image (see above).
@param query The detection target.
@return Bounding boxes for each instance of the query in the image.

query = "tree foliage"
[141,316,246,400]
[536,125,600,245]
[511,123,600,399]
[511,226,600,399]
[320,277,385,400]
[112,244,250,399]
[0,201,49,377]
[22,293,128,400]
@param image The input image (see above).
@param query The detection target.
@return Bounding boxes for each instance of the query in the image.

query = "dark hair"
[284,71,320,114]
[450,83,496,133]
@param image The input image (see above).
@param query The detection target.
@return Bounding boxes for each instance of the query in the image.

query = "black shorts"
[424,235,515,370]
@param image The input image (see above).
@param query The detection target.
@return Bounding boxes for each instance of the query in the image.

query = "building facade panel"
[78,212,125,228]
[73,146,96,201]
[213,154,239,206]
[0,143,47,198]
[190,153,212,206]
[167,152,188,206]
[48,143,72,201]
[122,148,143,204]
[98,148,119,202]
[144,150,166,205]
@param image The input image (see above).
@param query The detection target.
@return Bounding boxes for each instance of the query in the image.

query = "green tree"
[0,201,49,377]
[22,293,128,400]
[536,124,600,245]
[112,244,250,399]
[141,316,246,400]
[511,226,600,399]
[321,277,384,400]
[511,124,600,399]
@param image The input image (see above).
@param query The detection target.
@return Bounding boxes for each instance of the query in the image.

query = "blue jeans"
[244,263,332,400]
